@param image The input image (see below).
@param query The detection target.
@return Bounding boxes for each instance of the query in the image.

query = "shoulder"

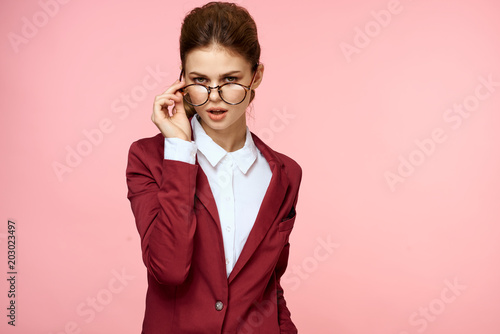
[275,150,302,180]
[251,132,302,183]
[128,133,164,157]
[130,132,164,149]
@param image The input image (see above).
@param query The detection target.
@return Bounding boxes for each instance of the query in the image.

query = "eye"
[225,76,238,83]
[193,77,207,84]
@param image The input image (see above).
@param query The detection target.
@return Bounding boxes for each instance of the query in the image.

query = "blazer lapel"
[185,116,290,283]
[194,162,221,227]
[228,132,289,283]
[189,120,222,237]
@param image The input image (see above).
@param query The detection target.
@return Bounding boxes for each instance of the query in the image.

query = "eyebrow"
[187,70,242,77]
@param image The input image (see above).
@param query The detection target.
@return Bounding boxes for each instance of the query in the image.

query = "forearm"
[127,141,198,285]
[276,261,298,333]
[146,159,197,285]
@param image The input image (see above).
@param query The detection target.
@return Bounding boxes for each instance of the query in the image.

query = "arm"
[126,139,198,285]
[275,242,298,334]
[276,165,302,333]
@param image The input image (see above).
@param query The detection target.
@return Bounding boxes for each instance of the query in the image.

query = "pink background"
[1,0,500,333]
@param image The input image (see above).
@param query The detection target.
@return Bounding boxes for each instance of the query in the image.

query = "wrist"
[164,133,189,142]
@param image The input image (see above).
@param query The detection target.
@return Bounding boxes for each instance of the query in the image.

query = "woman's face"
[183,45,262,137]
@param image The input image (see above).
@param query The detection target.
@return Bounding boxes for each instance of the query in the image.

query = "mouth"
[206,108,228,115]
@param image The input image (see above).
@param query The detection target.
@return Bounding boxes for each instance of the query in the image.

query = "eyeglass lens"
[184,84,247,106]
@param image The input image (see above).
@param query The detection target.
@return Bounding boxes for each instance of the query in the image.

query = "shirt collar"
[192,114,258,174]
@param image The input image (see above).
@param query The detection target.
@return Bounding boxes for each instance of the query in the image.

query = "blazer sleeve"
[275,242,298,333]
[275,165,302,334]
[126,139,198,286]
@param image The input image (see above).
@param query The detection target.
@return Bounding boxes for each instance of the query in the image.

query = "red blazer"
[126,118,302,333]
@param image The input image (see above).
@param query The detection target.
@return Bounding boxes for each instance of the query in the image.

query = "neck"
[199,116,247,152]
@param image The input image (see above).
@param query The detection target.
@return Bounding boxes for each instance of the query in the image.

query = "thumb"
[173,91,187,116]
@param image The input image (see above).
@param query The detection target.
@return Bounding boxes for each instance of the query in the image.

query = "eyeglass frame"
[178,66,259,106]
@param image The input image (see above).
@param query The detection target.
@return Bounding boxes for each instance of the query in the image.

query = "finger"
[154,97,175,111]
[155,91,184,105]
[158,97,182,119]
[153,98,174,119]
[172,91,186,115]
[160,79,187,95]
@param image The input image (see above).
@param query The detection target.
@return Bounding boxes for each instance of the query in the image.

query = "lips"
[206,107,228,115]
[205,107,228,121]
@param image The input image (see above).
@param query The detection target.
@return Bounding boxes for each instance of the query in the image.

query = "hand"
[152,79,191,141]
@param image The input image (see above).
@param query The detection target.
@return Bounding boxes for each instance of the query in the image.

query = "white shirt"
[163,114,272,277]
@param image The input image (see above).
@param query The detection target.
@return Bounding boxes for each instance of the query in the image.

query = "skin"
[152,44,264,152]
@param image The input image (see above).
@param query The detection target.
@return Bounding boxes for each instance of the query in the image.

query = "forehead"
[185,46,251,75]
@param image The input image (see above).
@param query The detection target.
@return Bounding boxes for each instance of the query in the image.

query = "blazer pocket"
[278,206,296,232]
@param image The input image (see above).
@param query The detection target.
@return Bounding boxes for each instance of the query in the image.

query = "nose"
[208,85,222,102]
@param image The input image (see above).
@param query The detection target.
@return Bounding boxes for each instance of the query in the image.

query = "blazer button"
[215,300,224,311]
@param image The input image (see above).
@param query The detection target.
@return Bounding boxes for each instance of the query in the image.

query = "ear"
[250,63,264,90]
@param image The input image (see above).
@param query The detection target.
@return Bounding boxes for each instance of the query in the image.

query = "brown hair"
[179,1,261,118]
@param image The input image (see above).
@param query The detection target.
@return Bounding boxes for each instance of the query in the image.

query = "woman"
[126,2,302,333]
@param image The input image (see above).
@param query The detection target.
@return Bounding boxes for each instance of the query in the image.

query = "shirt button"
[226,226,231,232]
[215,300,224,311]
[225,258,230,265]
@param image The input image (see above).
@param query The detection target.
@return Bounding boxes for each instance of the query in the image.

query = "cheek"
[234,104,248,115]
[238,93,253,111]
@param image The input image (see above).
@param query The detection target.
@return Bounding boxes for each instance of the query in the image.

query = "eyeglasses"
[178,68,258,106]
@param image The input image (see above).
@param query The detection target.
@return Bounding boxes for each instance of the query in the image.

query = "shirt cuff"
[164,137,197,164]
